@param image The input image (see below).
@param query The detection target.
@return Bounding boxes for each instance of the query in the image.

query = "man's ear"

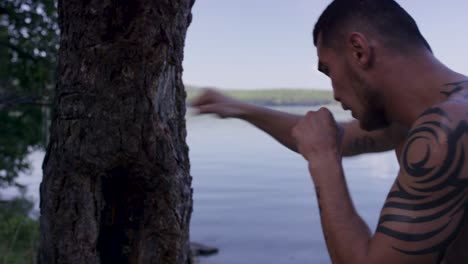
[347,32,374,69]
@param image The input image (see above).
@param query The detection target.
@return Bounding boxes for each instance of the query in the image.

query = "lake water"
[2,105,399,264]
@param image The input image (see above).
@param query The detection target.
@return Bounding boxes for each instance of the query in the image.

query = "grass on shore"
[0,198,39,264]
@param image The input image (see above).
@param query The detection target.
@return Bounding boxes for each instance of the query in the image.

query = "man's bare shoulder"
[412,85,468,136]
[375,88,468,262]
[436,80,468,122]
[402,90,468,171]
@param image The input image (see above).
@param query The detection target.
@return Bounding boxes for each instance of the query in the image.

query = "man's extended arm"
[191,89,406,156]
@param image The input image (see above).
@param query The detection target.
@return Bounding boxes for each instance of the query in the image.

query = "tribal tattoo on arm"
[376,107,468,263]
[343,122,407,156]
[440,80,468,97]
[347,135,377,154]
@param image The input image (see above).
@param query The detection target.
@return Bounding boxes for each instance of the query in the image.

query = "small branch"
[0,94,51,110]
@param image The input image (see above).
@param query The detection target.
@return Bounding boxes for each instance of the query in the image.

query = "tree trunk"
[39,0,195,263]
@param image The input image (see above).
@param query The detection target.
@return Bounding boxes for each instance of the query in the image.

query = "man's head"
[313,0,432,131]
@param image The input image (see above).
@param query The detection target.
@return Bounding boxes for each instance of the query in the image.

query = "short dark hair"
[313,0,432,53]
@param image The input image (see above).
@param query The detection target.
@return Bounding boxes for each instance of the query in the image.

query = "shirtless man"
[191,1,468,263]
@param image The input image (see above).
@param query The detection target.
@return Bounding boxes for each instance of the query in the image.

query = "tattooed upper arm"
[370,107,468,264]
[342,121,407,156]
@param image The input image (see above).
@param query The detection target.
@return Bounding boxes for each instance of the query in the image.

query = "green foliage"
[0,198,39,264]
[0,0,58,95]
[0,0,58,188]
[0,106,43,188]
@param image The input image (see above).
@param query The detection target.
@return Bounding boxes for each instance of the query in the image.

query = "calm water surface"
[187,105,398,264]
[3,105,399,264]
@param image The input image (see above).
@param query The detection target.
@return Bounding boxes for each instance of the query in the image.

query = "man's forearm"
[234,103,360,155]
[235,103,302,152]
[309,157,372,264]
[230,102,401,156]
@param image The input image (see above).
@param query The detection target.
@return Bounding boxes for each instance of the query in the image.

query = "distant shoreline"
[233,99,333,107]
[186,87,334,107]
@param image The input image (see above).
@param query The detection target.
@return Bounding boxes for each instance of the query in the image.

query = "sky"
[182,0,468,90]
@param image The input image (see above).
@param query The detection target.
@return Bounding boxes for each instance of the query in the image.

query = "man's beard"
[359,93,390,131]
[347,65,390,131]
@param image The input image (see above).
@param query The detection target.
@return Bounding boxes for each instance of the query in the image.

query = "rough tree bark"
[39,0,195,263]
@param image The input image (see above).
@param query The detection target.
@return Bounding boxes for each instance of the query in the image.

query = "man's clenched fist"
[292,108,344,166]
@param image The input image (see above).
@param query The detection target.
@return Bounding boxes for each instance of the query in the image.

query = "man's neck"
[378,53,467,128]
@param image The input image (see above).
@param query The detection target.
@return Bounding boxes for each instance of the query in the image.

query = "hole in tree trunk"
[97,166,145,263]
